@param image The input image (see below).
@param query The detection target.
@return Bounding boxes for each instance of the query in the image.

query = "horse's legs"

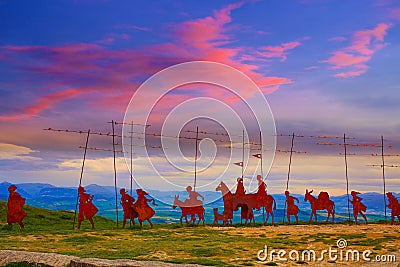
[148,219,153,228]
[325,211,330,224]
[295,214,298,224]
[139,219,143,228]
[248,209,254,225]
[271,211,275,226]
[265,213,270,226]
[308,212,313,224]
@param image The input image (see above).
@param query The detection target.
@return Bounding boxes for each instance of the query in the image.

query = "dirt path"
[0,250,209,267]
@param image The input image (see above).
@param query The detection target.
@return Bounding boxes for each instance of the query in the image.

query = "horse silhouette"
[387,192,400,225]
[217,179,276,225]
[172,195,205,226]
[232,193,276,225]
[304,189,335,224]
[216,181,234,225]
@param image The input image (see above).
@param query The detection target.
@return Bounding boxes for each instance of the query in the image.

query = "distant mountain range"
[0,181,396,224]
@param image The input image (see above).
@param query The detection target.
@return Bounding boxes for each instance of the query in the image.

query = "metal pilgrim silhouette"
[7,185,26,228]
[77,186,98,229]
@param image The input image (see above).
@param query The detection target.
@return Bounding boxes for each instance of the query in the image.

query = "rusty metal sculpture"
[213,208,226,226]
[183,186,204,207]
[133,189,156,228]
[172,194,205,226]
[215,178,251,225]
[387,192,400,225]
[120,188,138,228]
[232,178,276,225]
[285,190,299,224]
[235,178,250,224]
[304,189,335,224]
[7,185,27,228]
[350,191,367,224]
[217,177,276,225]
[235,177,246,196]
[77,186,98,229]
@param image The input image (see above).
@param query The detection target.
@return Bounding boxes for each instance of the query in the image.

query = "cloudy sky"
[0,0,399,196]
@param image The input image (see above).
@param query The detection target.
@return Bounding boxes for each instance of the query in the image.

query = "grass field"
[0,201,399,266]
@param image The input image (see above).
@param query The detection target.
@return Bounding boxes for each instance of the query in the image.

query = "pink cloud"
[324,23,391,78]
[0,88,82,122]
[334,69,369,78]
[258,41,301,61]
[326,51,370,69]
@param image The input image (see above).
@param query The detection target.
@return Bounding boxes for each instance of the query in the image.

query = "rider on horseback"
[235,178,245,196]
[256,175,267,210]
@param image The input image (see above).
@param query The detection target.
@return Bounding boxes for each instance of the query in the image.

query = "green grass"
[0,200,115,233]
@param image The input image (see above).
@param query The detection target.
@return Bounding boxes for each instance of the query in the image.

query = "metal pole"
[344,133,351,223]
[260,131,263,179]
[260,130,265,222]
[381,135,387,221]
[112,120,119,229]
[194,126,199,191]
[73,129,90,229]
[286,133,295,191]
[129,122,134,227]
[242,129,245,179]
[130,122,134,197]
